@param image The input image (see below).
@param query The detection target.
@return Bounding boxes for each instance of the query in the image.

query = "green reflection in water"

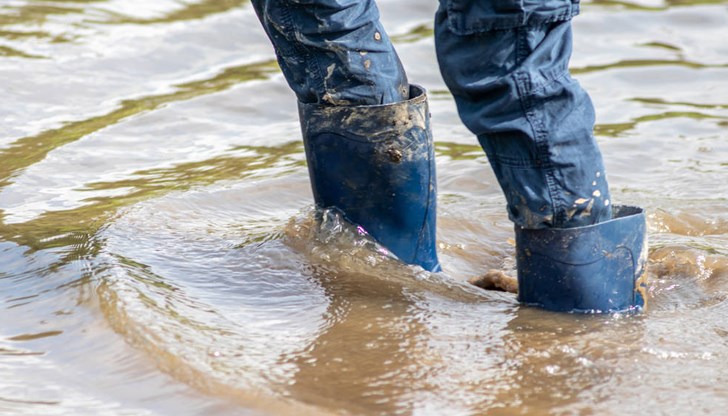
[0,141,303,254]
[0,0,247,28]
[639,42,682,52]
[0,29,70,43]
[97,0,248,25]
[0,59,283,253]
[7,331,64,341]
[0,59,278,189]
[81,141,304,203]
[595,110,728,137]
[572,59,728,75]
[0,45,44,59]
[0,4,84,26]
[0,0,246,57]
[631,97,728,111]
[0,0,111,28]
[436,142,485,161]
[391,24,434,44]
[427,89,454,99]
[588,0,728,11]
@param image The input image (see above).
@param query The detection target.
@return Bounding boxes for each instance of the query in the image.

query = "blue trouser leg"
[251,0,408,105]
[434,0,611,229]
[434,1,646,312]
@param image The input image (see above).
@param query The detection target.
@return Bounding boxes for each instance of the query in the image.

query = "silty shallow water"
[1,0,728,414]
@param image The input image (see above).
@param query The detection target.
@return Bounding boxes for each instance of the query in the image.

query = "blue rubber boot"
[298,85,440,272]
[516,205,648,313]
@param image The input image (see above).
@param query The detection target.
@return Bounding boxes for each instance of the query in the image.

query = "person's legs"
[435,0,647,311]
[251,0,408,106]
[252,0,441,271]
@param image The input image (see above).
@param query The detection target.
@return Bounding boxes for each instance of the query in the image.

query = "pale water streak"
[1,0,728,415]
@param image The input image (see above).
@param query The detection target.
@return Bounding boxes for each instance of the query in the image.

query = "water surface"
[1,0,728,414]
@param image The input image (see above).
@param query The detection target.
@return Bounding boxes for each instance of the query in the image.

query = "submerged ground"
[1,0,728,414]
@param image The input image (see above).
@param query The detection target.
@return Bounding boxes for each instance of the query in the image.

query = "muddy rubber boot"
[516,205,648,313]
[298,85,440,272]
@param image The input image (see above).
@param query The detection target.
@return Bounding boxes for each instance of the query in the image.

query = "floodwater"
[1,0,727,414]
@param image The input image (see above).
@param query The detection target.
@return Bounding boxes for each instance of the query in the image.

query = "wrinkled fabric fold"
[435,0,611,229]
[251,0,408,105]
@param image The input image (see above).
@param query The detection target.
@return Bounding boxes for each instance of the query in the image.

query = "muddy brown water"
[1,0,728,415]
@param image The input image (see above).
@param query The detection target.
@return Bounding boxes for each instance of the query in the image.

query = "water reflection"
[0,60,278,188]
[572,58,728,75]
[2,0,728,414]
[0,2,98,26]
[97,0,249,25]
[286,265,431,414]
[594,109,728,137]
[589,0,728,10]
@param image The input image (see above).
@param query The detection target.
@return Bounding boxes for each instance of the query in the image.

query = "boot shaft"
[298,85,440,272]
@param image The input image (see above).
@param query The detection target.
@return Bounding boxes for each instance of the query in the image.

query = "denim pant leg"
[434,0,612,229]
[251,0,408,105]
